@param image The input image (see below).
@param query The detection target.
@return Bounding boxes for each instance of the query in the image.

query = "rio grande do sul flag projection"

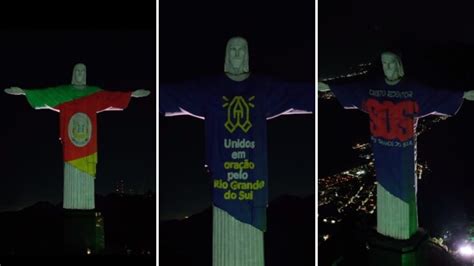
[24,85,132,209]
[160,75,314,231]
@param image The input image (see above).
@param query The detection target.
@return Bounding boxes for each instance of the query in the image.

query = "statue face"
[72,63,87,86]
[228,39,247,69]
[225,37,249,75]
[381,53,401,81]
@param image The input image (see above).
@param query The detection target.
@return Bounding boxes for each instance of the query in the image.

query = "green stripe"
[24,85,101,109]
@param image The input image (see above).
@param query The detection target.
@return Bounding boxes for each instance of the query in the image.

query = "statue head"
[224,37,249,75]
[381,51,404,85]
[72,63,87,86]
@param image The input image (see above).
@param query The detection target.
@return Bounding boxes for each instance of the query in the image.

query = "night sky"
[159,1,315,220]
[319,1,474,76]
[0,2,156,211]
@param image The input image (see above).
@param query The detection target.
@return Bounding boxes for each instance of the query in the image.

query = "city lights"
[356,170,365,175]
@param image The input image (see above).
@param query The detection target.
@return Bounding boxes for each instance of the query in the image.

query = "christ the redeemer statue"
[160,36,314,266]
[319,51,474,240]
[4,63,150,210]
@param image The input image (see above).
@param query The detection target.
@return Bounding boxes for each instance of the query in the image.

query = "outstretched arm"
[264,78,315,119]
[96,90,133,112]
[4,87,25,95]
[322,79,369,110]
[415,82,464,118]
[4,86,67,111]
[318,82,330,92]
[159,80,208,119]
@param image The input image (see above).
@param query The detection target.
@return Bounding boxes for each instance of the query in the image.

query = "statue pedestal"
[367,228,428,266]
[63,209,105,255]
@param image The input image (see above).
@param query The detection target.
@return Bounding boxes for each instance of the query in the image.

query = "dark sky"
[0,2,156,211]
[319,1,474,76]
[159,1,315,220]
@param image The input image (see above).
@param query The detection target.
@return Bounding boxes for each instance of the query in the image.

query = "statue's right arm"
[159,81,206,119]
[318,82,331,92]
[318,80,369,110]
[4,86,61,111]
[4,87,25,96]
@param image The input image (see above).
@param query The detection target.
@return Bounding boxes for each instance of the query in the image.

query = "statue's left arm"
[416,83,465,118]
[96,89,149,112]
[264,78,315,119]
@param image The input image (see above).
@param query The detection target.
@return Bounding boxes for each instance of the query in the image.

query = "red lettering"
[365,99,386,137]
[396,101,419,141]
[364,99,419,142]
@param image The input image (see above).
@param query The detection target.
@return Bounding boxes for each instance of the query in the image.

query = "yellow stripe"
[67,153,98,177]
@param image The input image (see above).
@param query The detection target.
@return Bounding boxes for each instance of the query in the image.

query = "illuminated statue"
[319,51,474,240]
[4,63,150,210]
[160,37,314,266]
